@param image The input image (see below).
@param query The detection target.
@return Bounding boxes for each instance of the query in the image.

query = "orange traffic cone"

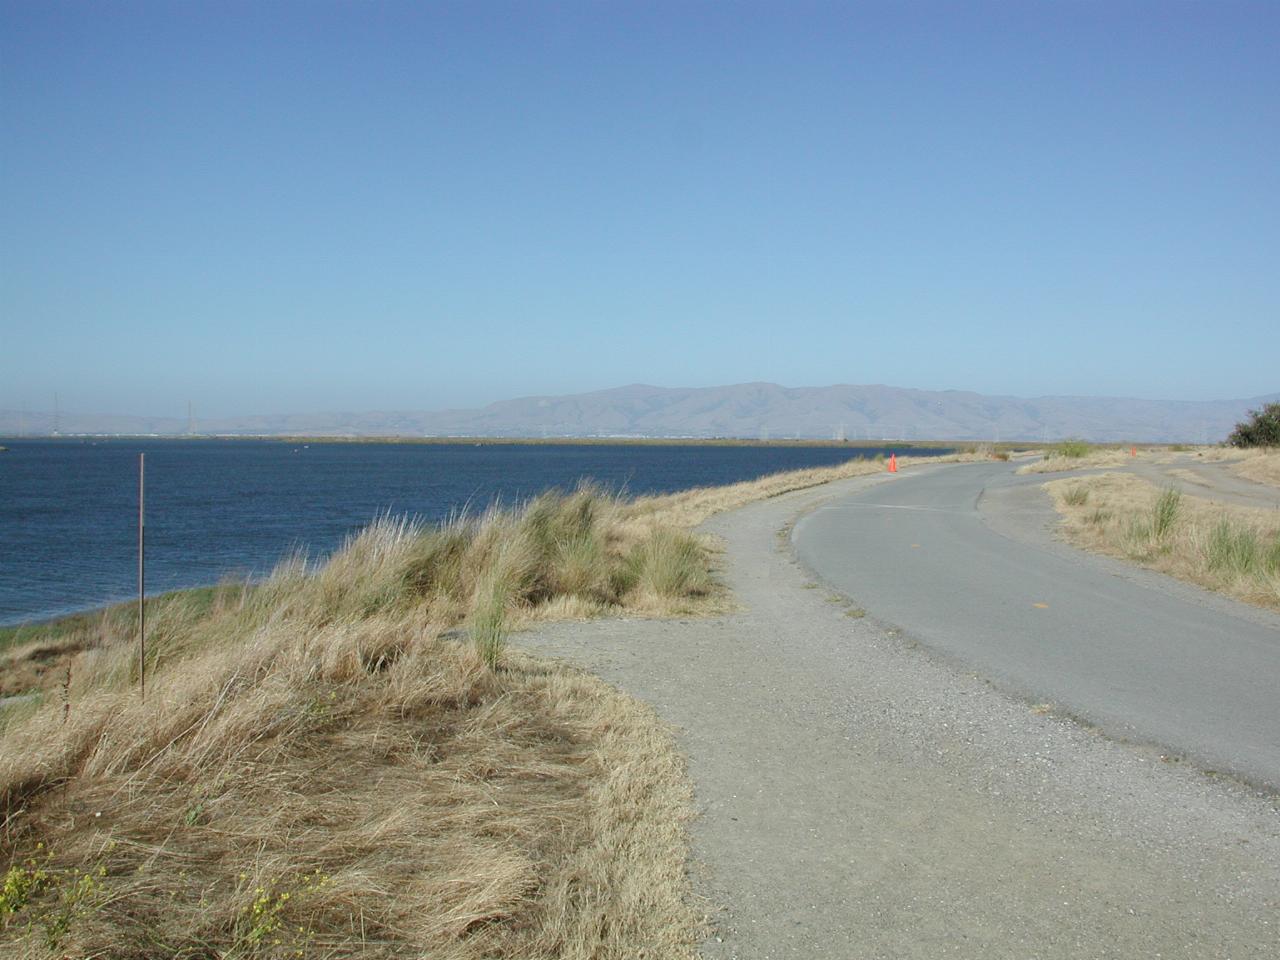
[1130,446,1137,457]
[888,453,898,473]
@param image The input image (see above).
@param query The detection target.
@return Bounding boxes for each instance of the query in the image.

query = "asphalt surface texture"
[522,463,1280,959]
[793,459,1280,790]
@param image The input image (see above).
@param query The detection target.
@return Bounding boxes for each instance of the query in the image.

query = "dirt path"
[519,464,1280,959]
[1128,457,1280,510]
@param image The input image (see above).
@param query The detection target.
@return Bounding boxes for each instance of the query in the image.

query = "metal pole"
[138,452,146,700]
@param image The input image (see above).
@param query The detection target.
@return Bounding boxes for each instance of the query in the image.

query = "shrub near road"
[1227,401,1280,448]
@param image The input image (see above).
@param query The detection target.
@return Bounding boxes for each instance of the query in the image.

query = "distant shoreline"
[0,434,1011,449]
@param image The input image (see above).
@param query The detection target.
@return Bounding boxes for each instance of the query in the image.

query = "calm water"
[0,438,950,626]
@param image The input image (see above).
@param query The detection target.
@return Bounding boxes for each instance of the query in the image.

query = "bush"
[1053,439,1091,459]
[1227,402,1280,448]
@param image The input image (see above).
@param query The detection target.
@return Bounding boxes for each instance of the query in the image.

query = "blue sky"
[2,1,1277,417]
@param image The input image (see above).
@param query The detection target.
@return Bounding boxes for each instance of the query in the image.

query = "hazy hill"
[3,383,1276,442]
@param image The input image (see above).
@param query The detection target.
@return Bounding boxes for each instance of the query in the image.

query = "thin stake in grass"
[138,452,146,701]
[60,662,71,725]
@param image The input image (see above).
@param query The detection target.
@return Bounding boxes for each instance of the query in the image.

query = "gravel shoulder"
[518,464,1280,959]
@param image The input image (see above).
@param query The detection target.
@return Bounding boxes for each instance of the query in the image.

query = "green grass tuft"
[469,575,509,668]
[1203,516,1273,578]
[1151,487,1182,540]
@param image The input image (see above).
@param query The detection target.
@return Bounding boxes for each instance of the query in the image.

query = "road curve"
[793,460,1280,790]
[526,465,1280,958]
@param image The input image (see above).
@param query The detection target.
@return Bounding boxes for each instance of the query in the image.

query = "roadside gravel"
[519,464,1280,959]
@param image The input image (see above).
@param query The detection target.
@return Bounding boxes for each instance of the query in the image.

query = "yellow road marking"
[1033,602,1049,609]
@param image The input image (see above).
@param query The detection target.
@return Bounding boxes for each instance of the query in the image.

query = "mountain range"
[3,383,1276,443]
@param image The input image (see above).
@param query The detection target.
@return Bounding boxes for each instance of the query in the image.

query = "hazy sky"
[2,1,1277,417]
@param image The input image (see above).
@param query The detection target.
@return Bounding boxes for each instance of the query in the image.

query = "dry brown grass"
[1014,443,1236,475]
[1044,472,1280,610]
[1,488,708,958]
[0,613,698,958]
[1018,449,1138,475]
[1019,443,1279,489]
[1231,450,1280,489]
[1181,445,1249,463]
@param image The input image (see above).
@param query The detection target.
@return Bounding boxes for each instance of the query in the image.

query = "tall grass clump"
[625,528,714,600]
[1204,516,1280,580]
[1124,517,1154,557]
[469,575,510,668]
[1205,517,1260,577]
[465,530,535,668]
[1062,485,1090,506]
[1151,487,1181,540]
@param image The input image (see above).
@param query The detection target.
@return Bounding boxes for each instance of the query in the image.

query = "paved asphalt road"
[793,460,1280,790]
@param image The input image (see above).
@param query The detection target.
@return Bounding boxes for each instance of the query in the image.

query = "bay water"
[0,438,950,625]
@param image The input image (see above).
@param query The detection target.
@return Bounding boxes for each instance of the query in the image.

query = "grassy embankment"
[1044,472,1280,611]
[0,450,973,957]
[1,488,716,958]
